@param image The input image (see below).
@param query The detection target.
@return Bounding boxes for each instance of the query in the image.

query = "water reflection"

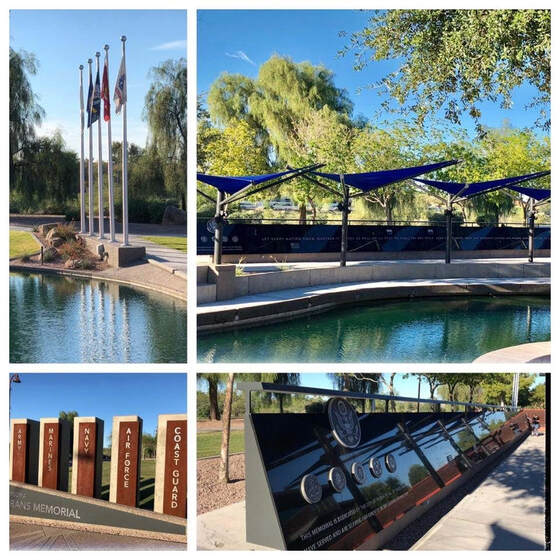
[251,409,530,550]
[10,272,187,363]
[199,296,550,363]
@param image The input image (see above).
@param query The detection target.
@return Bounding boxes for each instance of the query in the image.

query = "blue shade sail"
[415,170,550,199]
[508,185,551,201]
[310,160,459,192]
[197,168,306,195]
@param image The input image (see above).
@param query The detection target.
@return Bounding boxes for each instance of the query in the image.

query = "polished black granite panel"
[250,408,529,550]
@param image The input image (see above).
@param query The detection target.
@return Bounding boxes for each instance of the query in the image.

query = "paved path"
[10,522,186,550]
[413,434,546,550]
[198,256,550,271]
[474,341,550,363]
[198,276,550,312]
[132,234,186,279]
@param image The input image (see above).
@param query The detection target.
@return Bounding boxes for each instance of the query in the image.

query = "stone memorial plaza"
[10,413,187,538]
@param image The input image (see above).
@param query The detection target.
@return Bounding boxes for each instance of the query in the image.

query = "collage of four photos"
[7,4,551,553]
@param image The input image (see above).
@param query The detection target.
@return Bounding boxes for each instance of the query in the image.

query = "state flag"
[89,66,101,127]
[113,54,126,114]
[101,56,111,121]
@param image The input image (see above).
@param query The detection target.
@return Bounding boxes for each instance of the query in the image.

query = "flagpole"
[87,58,95,237]
[121,35,129,246]
[95,52,105,240]
[79,65,86,234]
[104,44,116,243]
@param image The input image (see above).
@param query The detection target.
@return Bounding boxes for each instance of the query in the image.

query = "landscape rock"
[38,223,59,236]
[64,259,77,269]
[162,205,186,225]
[50,236,65,248]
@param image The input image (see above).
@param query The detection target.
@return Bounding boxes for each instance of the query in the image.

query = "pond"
[10,272,187,363]
[198,295,550,363]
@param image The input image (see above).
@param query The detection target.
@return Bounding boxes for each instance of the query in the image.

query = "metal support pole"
[528,198,535,263]
[436,420,472,468]
[339,175,349,267]
[104,45,116,243]
[95,52,104,240]
[87,59,95,237]
[121,36,129,247]
[213,190,224,265]
[79,65,86,233]
[445,196,452,264]
[397,423,445,488]
[511,373,520,409]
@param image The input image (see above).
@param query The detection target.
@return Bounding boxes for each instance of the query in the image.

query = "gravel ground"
[197,455,245,515]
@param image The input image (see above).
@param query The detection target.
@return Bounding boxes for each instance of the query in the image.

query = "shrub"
[58,241,87,261]
[427,211,464,225]
[54,223,77,241]
[475,214,497,226]
[42,248,57,262]
[114,198,176,224]
[75,258,95,270]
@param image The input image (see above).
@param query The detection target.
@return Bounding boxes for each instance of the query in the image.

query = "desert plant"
[53,223,77,241]
[42,247,57,262]
[58,240,87,261]
[74,258,95,270]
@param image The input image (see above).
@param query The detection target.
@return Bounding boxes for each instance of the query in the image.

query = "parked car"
[269,198,298,211]
[239,200,264,211]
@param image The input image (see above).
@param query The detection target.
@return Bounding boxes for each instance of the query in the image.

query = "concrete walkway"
[131,234,186,279]
[10,522,186,550]
[412,434,546,550]
[474,341,550,363]
[198,276,550,313]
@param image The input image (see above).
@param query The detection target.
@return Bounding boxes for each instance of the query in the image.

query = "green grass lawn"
[197,430,245,459]
[69,458,157,510]
[10,230,40,259]
[141,236,187,252]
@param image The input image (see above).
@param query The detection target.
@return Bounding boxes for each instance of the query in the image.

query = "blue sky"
[198,10,546,137]
[10,10,187,154]
[10,373,187,446]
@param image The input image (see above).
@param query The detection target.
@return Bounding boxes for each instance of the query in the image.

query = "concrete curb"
[10,263,187,303]
[197,278,550,333]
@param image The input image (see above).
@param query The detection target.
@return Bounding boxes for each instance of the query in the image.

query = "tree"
[343,10,551,132]
[480,373,536,406]
[59,410,79,453]
[144,58,187,209]
[408,464,429,486]
[198,374,226,420]
[142,432,157,459]
[10,47,44,181]
[206,55,354,222]
[219,373,235,482]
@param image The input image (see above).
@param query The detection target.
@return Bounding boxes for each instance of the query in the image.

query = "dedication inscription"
[163,419,187,517]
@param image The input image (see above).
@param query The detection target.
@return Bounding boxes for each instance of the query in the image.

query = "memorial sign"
[110,416,142,507]
[71,417,103,498]
[38,418,70,491]
[10,419,39,485]
[154,414,187,518]
[244,393,531,551]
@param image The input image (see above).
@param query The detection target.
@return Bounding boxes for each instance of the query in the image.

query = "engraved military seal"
[327,397,361,449]
[351,462,365,484]
[385,453,397,473]
[328,467,347,492]
[369,457,382,478]
[300,474,322,504]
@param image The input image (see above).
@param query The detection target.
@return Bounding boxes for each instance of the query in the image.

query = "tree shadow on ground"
[138,477,155,511]
[488,522,542,550]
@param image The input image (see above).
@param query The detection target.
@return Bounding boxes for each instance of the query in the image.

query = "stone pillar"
[71,417,104,498]
[109,415,143,507]
[154,414,187,518]
[10,419,39,484]
[38,418,70,491]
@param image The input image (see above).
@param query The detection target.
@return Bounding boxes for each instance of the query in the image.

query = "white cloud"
[225,50,256,66]
[150,40,187,51]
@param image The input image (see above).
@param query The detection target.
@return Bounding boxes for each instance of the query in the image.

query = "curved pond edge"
[10,263,187,303]
[473,341,550,364]
[197,277,550,334]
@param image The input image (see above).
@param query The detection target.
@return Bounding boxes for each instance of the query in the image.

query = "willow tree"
[206,55,354,222]
[144,58,187,209]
